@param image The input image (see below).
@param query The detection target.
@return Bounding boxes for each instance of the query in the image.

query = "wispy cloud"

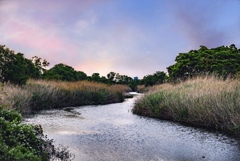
[0,0,102,66]
[1,0,240,78]
[171,0,240,48]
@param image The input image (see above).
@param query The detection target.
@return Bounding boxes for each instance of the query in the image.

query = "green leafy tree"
[118,75,133,84]
[107,72,116,83]
[0,45,47,85]
[142,71,167,86]
[100,76,109,84]
[106,71,140,90]
[167,44,240,81]
[75,71,87,80]
[128,79,139,91]
[91,73,101,82]
[31,56,49,77]
[43,63,80,81]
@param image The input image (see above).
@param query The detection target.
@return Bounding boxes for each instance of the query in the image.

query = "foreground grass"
[0,80,130,114]
[133,76,240,137]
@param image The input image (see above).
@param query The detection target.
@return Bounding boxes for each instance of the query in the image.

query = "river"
[25,94,240,161]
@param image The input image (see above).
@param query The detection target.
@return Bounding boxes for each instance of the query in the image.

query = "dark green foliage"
[43,63,87,81]
[31,56,50,77]
[91,73,101,82]
[141,71,167,86]
[167,44,240,81]
[0,106,73,161]
[76,71,87,80]
[106,71,139,91]
[107,71,116,82]
[0,44,137,89]
[0,45,49,85]
[117,74,133,84]
[0,107,22,122]
[107,72,134,84]
[99,76,109,84]
[128,80,138,91]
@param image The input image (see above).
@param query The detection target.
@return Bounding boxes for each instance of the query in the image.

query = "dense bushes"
[133,76,240,137]
[0,106,73,160]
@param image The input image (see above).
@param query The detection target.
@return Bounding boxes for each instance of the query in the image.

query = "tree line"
[0,44,167,89]
[2,44,240,88]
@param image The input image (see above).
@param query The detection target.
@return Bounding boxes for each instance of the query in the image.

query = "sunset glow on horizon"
[1,0,240,78]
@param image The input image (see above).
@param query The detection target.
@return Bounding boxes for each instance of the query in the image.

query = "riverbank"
[25,95,240,161]
[0,80,130,114]
[132,76,240,137]
[0,80,130,160]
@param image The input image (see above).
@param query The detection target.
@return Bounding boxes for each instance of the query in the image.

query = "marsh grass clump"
[133,76,240,136]
[0,80,130,114]
[0,83,32,113]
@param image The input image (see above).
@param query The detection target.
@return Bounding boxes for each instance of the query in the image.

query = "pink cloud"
[4,18,76,60]
[0,0,112,66]
[0,2,82,66]
[0,0,173,78]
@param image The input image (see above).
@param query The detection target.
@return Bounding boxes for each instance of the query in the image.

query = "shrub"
[0,106,73,161]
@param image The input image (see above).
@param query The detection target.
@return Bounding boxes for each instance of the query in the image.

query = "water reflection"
[25,96,240,161]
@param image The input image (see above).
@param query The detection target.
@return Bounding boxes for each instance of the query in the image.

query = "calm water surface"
[25,94,240,161]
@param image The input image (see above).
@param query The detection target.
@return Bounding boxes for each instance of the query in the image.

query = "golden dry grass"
[133,76,240,136]
[0,80,130,114]
[0,83,32,113]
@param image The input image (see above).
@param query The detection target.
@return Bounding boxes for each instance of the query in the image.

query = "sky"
[1,0,240,78]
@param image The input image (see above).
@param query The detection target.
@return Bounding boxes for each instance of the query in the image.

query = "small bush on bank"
[0,106,73,161]
[133,76,240,136]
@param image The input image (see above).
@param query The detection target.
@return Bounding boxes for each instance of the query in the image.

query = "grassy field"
[0,80,130,114]
[133,76,240,136]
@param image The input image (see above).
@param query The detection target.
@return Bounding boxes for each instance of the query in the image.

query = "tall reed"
[0,80,130,114]
[133,76,240,136]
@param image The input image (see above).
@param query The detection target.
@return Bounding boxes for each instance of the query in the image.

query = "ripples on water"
[25,95,240,161]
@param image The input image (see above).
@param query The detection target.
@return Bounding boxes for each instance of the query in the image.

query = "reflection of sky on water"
[25,96,240,161]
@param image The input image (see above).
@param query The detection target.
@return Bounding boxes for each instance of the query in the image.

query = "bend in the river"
[25,94,240,161]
